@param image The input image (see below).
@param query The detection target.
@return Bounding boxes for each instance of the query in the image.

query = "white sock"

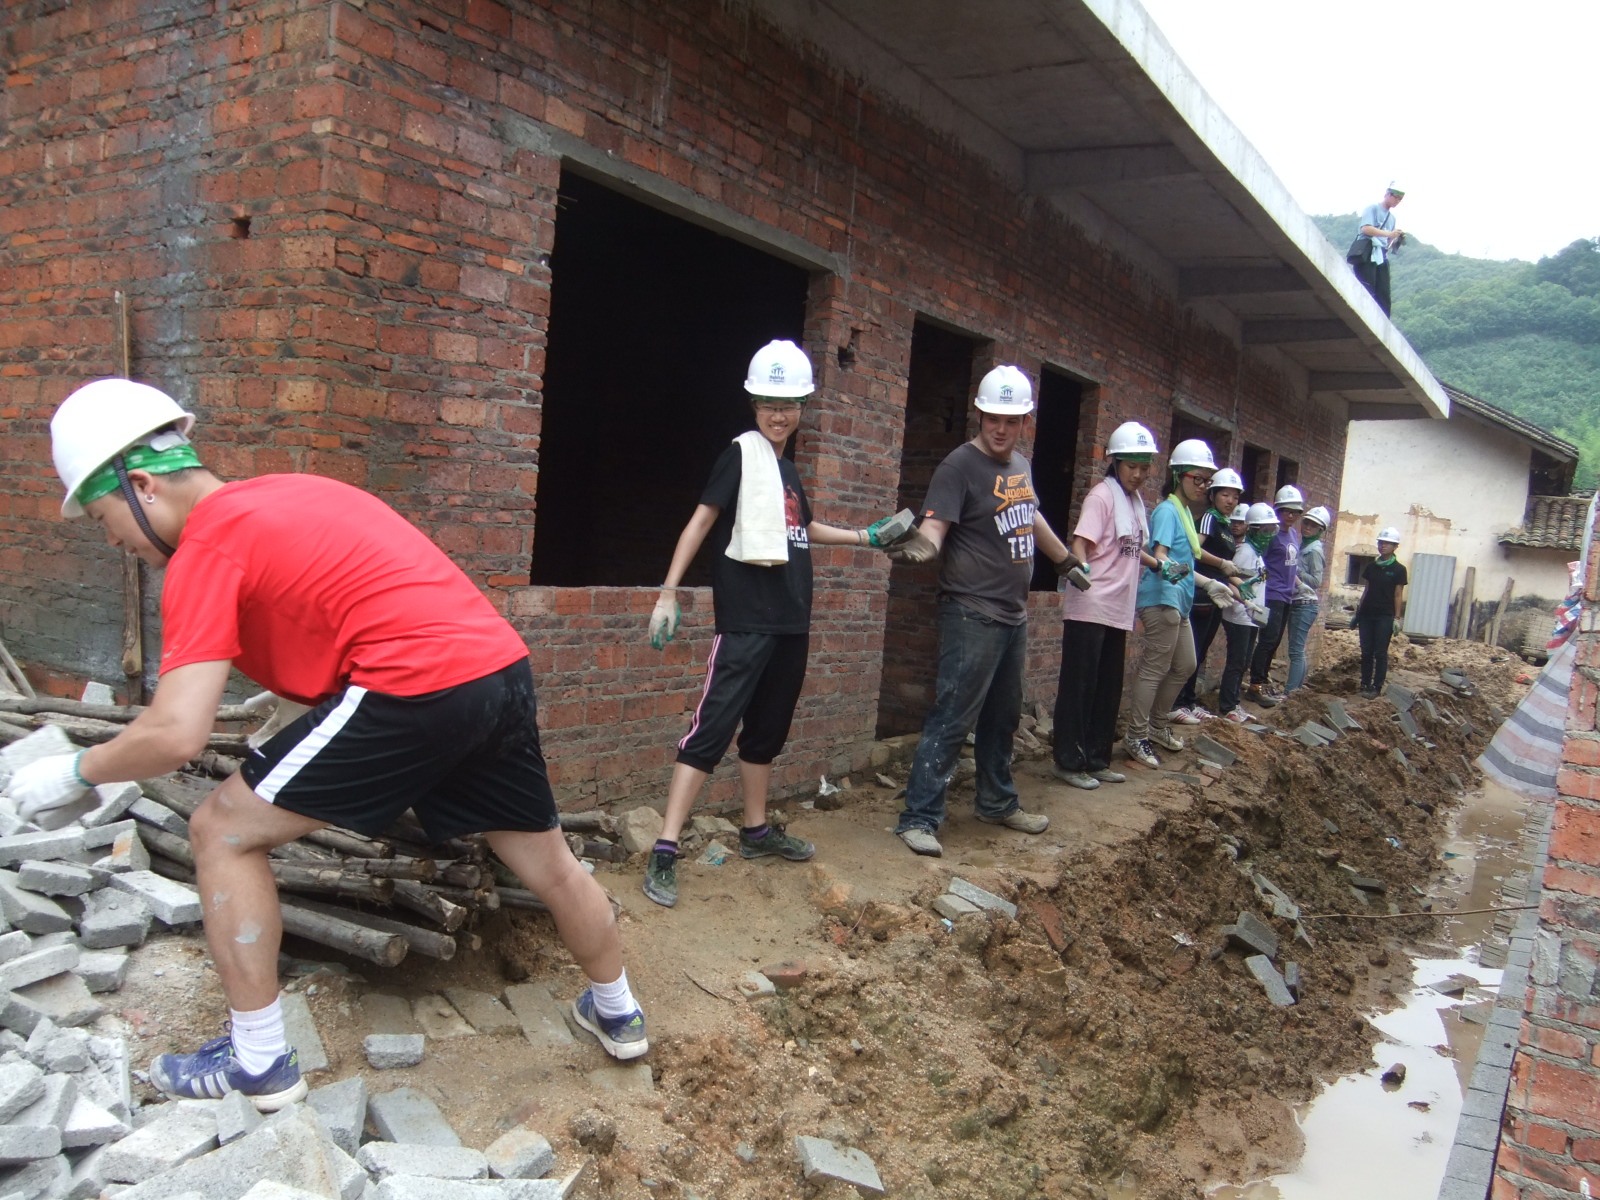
[229,998,288,1075]
[588,969,637,1019]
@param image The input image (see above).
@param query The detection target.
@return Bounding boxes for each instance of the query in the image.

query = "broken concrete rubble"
[794,1135,885,1195]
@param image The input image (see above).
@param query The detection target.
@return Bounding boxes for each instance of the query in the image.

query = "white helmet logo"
[1138,433,1150,445]
[999,385,1013,402]
[768,363,785,384]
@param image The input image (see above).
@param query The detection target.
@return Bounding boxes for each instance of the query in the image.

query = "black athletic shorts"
[239,658,559,842]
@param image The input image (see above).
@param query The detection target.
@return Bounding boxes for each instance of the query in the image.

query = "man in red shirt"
[10,379,647,1109]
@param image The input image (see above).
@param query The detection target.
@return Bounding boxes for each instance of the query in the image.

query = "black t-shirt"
[921,442,1036,626]
[1357,558,1408,617]
[1193,509,1236,608]
[701,443,813,634]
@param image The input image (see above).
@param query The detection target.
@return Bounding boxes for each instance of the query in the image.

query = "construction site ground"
[111,630,1537,1199]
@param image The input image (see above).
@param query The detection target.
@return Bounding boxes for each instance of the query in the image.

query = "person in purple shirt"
[1245,484,1304,706]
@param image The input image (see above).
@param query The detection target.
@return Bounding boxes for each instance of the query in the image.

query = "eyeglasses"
[754,403,802,414]
[1181,472,1212,484]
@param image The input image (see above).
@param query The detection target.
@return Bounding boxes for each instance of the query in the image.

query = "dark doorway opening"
[1275,456,1300,495]
[1168,411,1233,474]
[1240,444,1271,505]
[1030,369,1084,592]
[875,320,981,739]
[530,170,811,587]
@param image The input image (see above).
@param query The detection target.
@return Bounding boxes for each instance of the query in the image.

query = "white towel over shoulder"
[725,430,789,566]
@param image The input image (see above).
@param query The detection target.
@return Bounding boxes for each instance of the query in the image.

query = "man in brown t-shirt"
[887,366,1074,856]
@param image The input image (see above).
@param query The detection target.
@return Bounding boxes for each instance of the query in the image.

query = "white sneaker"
[1149,727,1185,753]
[898,828,943,856]
[1189,705,1217,721]
[1224,707,1251,724]
[1167,707,1203,726]
[1122,736,1160,769]
[978,809,1050,834]
[1091,768,1128,783]
[1051,765,1100,790]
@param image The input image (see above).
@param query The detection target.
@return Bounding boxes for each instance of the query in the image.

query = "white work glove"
[1197,576,1234,606]
[649,592,681,650]
[883,528,938,565]
[8,752,91,827]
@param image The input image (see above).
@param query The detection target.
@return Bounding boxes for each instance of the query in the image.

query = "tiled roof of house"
[1500,494,1594,551]
[1444,384,1579,463]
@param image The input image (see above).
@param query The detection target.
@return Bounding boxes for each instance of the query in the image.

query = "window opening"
[1275,457,1300,494]
[1239,444,1271,505]
[1029,369,1083,592]
[1346,554,1375,586]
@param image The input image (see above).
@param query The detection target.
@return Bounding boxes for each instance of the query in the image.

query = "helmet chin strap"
[112,455,178,559]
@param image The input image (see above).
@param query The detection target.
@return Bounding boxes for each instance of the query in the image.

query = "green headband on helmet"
[73,441,202,510]
[1113,453,1153,465]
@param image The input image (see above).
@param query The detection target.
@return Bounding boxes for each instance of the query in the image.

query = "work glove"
[1196,576,1233,606]
[648,593,681,651]
[863,508,916,548]
[1158,559,1191,583]
[883,528,938,565]
[8,752,91,828]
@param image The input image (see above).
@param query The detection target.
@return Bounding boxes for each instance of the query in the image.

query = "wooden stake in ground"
[1488,577,1514,647]
[0,636,35,699]
[115,290,145,705]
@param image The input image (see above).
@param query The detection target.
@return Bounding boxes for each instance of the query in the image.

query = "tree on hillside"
[1534,238,1600,298]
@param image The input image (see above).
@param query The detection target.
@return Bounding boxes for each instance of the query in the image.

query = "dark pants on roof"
[1350,257,1392,315]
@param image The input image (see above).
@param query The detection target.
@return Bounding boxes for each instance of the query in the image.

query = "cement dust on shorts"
[107,632,1521,1199]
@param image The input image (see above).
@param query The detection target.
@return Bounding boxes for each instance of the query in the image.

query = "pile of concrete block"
[29,1081,576,1200]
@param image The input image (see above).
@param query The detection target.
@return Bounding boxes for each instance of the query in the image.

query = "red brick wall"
[2,0,1348,808]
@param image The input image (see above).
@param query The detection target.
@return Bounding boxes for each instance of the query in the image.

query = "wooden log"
[1488,578,1515,646]
[288,897,458,961]
[140,775,209,817]
[121,552,144,706]
[0,697,261,723]
[346,857,437,882]
[0,637,35,699]
[280,899,408,967]
[577,838,628,864]
[558,810,616,835]
[1459,566,1477,639]
[1447,586,1465,639]
[391,880,467,931]
[429,884,499,912]
[271,863,395,903]
[25,712,251,756]
[494,887,550,914]
[140,826,194,869]
[307,827,391,859]
[270,841,342,864]
[435,862,481,888]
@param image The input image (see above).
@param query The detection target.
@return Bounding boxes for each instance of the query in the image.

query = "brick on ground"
[413,995,475,1040]
[367,1087,461,1147]
[0,829,87,869]
[0,943,79,993]
[77,888,152,949]
[80,781,142,829]
[357,1143,489,1180]
[13,971,105,1027]
[99,1106,221,1184]
[932,894,979,920]
[76,948,129,994]
[0,872,74,935]
[214,1089,261,1146]
[483,1129,555,1180]
[0,1073,77,1163]
[0,1151,69,1200]
[360,993,420,1035]
[15,859,98,897]
[84,821,149,874]
[39,1027,91,1073]
[128,797,189,836]
[502,984,575,1050]
[441,989,520,1036]
[1245,955,1296,1006]
[365,1034,424,1070]
[0,930,30,964]
[947,877,1018,919]
[1222,910,1279,959]
[370,1179,565,1200]
[108,872,201,926]
[794,1135,885,1195]
[0,1060,44,1122]
[306,1077,367,1157]
[62,1091,130,1149]
[110,1104,346,1200]
[280,993,328,1074]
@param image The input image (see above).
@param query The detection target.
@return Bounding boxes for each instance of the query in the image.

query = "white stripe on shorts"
[254,686,368,803]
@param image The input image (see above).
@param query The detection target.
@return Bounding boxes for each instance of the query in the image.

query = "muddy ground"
[115,630,1536,1199]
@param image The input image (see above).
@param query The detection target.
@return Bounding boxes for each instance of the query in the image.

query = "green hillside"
[1311,215,1600,487]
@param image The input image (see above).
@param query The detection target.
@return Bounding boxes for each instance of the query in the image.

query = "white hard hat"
[1107,421,1158,456]
[1209,468,1244,492]
[1168,439,1217,471]
[1274,485,1305,509]
[1377,526,1402,544]
[973,365,1034,415]
[744,340,815,398]
[1304,506,1332,529]
[52,379,196,518]
[1245,502,1280,526]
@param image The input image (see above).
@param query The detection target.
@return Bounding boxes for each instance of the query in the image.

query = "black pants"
[1175,604,1222,709]
[1351,257,1392,315]
[1053,620,1126,773]
[676,632,809,772]
[1355,613,1396,691]
[1219,621,1257,714]
[1250,600,1290,686]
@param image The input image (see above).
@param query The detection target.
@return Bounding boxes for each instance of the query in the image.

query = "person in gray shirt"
[1347,183,1406,314]
[885,365,1074,857]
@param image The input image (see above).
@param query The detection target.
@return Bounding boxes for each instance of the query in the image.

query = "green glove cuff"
[71,750,90,789]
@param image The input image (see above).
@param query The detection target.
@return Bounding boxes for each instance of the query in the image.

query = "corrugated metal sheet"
[1402,553,1456,638]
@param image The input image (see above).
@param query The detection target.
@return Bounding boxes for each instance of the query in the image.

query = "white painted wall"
[1331,415,1572,607]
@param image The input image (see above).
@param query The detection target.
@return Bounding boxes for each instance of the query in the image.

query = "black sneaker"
[738,824,814,861]
[642,849,679,908]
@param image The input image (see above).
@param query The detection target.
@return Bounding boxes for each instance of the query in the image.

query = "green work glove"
[649,594,681,650]
[865,508,916,548]
[1159,559,1191,583]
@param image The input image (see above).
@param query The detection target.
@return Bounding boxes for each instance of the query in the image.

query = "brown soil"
[113,632,1529,1199]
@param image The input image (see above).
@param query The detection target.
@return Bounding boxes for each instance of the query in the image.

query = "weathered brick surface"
[3,0,1347,808]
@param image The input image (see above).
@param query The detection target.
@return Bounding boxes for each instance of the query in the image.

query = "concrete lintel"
[1346,401,1429,421]
[1178,267,1310,298]
[1310,371,1404,393]
[1025,144,1194,191]
[494,114,845,277]
[1241,320,1355,345]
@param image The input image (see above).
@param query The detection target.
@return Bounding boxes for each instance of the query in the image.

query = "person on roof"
[1347,183,1406,314]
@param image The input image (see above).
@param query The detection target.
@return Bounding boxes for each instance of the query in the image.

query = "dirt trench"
[117,632,1531,1199]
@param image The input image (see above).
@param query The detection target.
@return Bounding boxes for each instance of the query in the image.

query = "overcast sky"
[1136,0,1598,263]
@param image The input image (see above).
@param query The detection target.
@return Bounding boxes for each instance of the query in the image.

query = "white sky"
[1136,0,1599,263]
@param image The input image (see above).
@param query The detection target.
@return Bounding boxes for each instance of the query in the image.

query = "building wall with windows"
[3,0,1347,808]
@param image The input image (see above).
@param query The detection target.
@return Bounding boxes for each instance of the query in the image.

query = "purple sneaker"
[150,1035,307,1111]
[571,988,649,1060]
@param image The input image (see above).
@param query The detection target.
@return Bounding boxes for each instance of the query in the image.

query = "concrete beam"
[1178,267,1310,298]
[1025,144,1194,191]
[1310,371,1404,393]
[1241,320,1355,345]
[1347,401,1429,421]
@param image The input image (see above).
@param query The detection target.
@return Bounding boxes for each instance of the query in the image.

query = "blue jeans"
[896,599,1025,834]
[1285,603,1320,693]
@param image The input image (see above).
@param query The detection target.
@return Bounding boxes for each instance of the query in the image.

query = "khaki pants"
[1126,605,1196,741]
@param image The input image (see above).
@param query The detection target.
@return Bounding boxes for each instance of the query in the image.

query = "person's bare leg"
[486,828,623,984]
[738,759,773,828]
[188,773,327,1011]
[659,761,709,843]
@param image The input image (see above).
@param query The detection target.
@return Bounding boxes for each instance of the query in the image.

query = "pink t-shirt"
[1060,478,1145,631]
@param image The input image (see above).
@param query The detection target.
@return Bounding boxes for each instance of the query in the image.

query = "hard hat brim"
[973,400,1035,415]
[59,410,196,519]
[744,382,814,398]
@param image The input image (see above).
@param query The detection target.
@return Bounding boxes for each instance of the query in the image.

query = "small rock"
[1381,1062,1407,1088]
[364,1033,425,1070]
[616,807,665,856]
[736,972,776,999]
[760,962,806,991]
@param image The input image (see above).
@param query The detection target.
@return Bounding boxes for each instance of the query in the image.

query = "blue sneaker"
[571,989,649,1060]
[150,1035,308,1111]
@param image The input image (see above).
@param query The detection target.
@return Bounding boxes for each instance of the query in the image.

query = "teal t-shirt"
[1135,497,1197,616]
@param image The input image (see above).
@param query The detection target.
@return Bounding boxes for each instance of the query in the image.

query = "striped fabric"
[1478,636,1576,798]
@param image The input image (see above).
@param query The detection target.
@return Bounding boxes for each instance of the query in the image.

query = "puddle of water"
[1207,781,1531,1200]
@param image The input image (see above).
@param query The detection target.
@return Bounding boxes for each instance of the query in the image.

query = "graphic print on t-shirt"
[992,471,1038,564]
[784,486,808,549]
